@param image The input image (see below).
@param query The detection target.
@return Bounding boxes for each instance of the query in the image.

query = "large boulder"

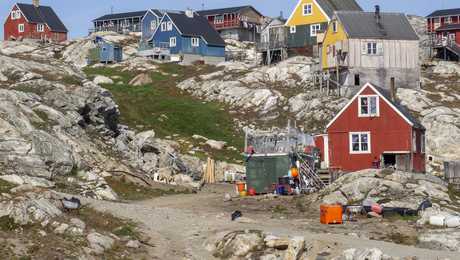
[93,75,114,85]
[214,230,265,258]
[87,232,115,254]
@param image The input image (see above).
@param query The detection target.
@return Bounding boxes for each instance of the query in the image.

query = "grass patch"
[68,206,140,240]
[387,232,417,246]
[106,176,190,201]
[83,64,243,162]
[0,179,15,193]
[0,216,20,231]
[272,205,288,214]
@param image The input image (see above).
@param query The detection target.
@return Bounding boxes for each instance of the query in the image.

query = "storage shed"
[88,37,123,64]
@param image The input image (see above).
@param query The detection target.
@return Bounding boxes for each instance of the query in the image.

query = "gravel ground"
[74,185,459,259]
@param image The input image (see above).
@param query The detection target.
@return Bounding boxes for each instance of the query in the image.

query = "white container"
[445,216,460,228]
[429,215,446,227]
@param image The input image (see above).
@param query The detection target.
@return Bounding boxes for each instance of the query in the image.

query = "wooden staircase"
[296,153,326,191]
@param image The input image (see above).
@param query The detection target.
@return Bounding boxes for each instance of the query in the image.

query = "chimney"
[185,8,194,18]
[375,5,381,24]
[390,77,397,102]
[32,0,39,7]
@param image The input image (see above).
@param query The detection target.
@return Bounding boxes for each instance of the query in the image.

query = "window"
[161,22,167,31]
[354,74,360,86]
[37,24,44,32]
[167,21,173,31]
[215,15,224,24]
[413,131,417,152]
[332,21,338,33]
[191,37,199,47]
[169,37,176,47]
[359,95,379,117]
[11,10,21,20]
[303,3,312,16]
[150,20,157,31]
[349,132,371,154]
[18,24,24,33]
[310,24,321,37]
[290,26,296,34]
[367,42,377,55]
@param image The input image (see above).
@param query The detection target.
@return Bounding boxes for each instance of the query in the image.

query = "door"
[323,135,330,168]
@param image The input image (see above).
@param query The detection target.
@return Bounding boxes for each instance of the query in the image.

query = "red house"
[196,6,264,42]
[427,8,460,34]
[316,83,426,173]
[426,8,460,61]
[4,0,68,42]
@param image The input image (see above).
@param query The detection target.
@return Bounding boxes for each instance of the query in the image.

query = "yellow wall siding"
[321,19,347,69]
[286,0,329,26]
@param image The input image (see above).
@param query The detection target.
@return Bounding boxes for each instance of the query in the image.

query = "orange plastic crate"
[320,204,343,224]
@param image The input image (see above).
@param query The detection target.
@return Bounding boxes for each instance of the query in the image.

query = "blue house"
[88,36,123,64]
[144,10,226,65]
[141,9,164,41]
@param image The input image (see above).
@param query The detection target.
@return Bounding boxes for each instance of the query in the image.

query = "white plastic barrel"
[429,216,446,227]
[445,216,460,228]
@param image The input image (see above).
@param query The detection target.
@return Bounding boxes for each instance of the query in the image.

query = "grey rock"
[87,232,115,254]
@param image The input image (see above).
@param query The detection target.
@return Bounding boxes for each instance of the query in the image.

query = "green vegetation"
[83,64,243,162]
[0,179,15,193]
[69,206,141,240]
[106,176,190,201]
[0,216,19,231]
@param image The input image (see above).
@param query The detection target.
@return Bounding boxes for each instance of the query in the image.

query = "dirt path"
[78,189,458,260]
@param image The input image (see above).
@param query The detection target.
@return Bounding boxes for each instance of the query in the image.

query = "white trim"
[383,151,411,154]
[4,4,29,25]
[302,3,313,16]
[18,23,25,33]
[349,132,371,154]
[169,37,177,47]
[285,0,331,26]
[37,23,45,32]
[326,82,415,129]
[141,9,159,22]
[290,25,296,34]
[149,13,183,42]
[310,23,321,37]
[191,37,200,47]
[358,95,380,117]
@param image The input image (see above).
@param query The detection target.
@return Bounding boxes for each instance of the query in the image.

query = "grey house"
[93,10,147,34]
[321,9,421,91]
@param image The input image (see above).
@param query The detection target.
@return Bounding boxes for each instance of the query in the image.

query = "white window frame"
[11,10,21,20]
[160,22,167,32]
[191,37,199,47]
[169,37,176,47]
[310,24,321,37]
[332,21,338,33]
[303,3,313,16]
[18,24,25,33]
[349,132,371,154]
[167,21,173,31]
[37,24,45,32]
[290,26,296,34]
[367,42,377,55]
[150,20,157,31]
[358,95,379,117]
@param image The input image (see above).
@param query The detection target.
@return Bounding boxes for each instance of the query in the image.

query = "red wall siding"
[327,86,418,172]
[4,5,67,42]
[457,31,460,44]
[314,135,325,161]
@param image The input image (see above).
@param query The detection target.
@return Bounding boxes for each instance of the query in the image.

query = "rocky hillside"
[0,39,194,200]
[178,56,348,132]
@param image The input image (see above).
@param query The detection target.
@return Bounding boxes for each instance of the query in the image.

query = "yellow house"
[284,0,361,55]
[320,8,421,89]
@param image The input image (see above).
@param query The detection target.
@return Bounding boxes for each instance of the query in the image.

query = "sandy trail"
[78,190,457,260]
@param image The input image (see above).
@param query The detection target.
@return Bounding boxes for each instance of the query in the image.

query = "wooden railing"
[212,20,240,29]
